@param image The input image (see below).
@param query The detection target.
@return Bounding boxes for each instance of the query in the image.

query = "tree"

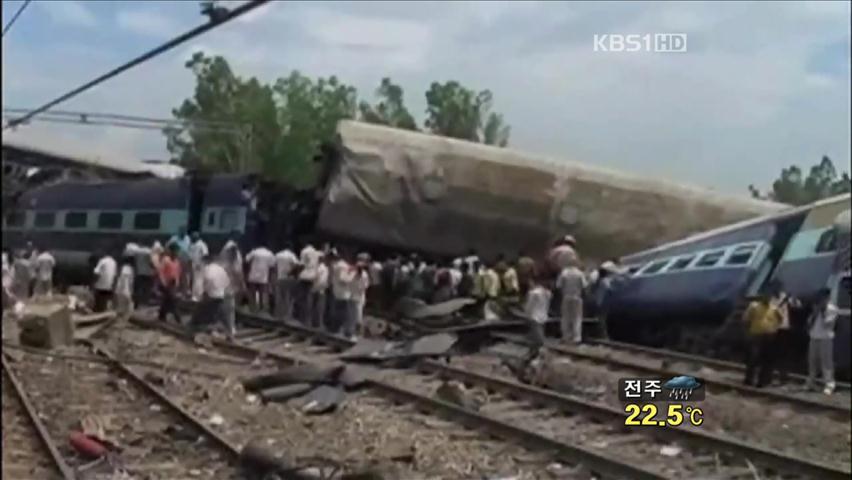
[358,77,418,131]
[272,72,358,187]
[749,155,852,205]
[423,81,510,146]
[167,53,358,187]
[165,52,277,174]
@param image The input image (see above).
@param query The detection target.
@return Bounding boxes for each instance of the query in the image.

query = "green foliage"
[358,77,418,131]
[749,156,851,205]
[167,54,511,186]
[424,81,510,146]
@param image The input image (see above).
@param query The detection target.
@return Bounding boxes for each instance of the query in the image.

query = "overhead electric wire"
[4,0,271,130]
[1,114,244,134]
[3,107,245,129]
[2,0,32,38]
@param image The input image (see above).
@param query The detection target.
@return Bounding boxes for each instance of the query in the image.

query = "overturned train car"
[607,194,851,376]
[314,121,785,261]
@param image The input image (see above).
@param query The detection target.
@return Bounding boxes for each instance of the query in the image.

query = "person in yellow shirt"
[741,293,782,388]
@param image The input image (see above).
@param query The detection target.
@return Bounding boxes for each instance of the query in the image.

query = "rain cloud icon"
[663,375,702,400]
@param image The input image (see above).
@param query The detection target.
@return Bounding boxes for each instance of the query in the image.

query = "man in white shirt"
[34,249,56,297]
[245,245,275,312]
[556,259,587,344]
[311,255,330,329]
[114,256,135,318]
[805,288,839,395]
[297,243,321,324]
[190,255,234,338]
[351,254,371,338]
[188,233,209,302]
[93,253,117,313]
[2,250,12,307]
[274,245,299,320]
[11,250,31,301]
[523,276,552,362]
[331,253,353,335]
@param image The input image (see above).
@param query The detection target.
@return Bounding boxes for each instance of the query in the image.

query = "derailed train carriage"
[606,194,851,376]
[313,121,784,261]
[2,173,273,287]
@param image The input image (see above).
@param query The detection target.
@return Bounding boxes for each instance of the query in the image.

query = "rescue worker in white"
[274,244,299,320]
[556,258,587,344]
[34,249,56,297]
[188,232,209,302]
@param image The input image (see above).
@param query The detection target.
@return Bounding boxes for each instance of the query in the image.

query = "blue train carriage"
[2,173,256,288]
[769,194,850,374]
[605,202,815,351]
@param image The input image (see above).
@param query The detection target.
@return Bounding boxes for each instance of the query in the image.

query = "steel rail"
[234,311,852,480]
[586,337,851,391]
[1,353,76,480]
[135,316,670,480]
[493,333,851,416]
[79,340,243,458]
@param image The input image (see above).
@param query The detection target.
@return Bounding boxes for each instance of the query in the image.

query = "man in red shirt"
[158,244,182,324]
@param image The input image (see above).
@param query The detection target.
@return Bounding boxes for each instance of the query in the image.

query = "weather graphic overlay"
[619,376,705,428]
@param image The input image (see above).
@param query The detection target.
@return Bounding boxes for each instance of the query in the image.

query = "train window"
[64,211,88,229]
[133,212,161,230]
[5,212,25,227]
[220,209,238,231]
[815,229,837,253]
[640,259,670,275]
[667,255,695,272]
[34,212,56,228]
[98,212,123,229]
[694,249,725,268]
[207,211,216,227]
[726,245,757,266]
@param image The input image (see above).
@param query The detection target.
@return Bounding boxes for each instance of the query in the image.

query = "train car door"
[187,174,210,234]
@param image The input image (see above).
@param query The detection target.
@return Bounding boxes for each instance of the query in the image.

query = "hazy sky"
[2,0,849,195]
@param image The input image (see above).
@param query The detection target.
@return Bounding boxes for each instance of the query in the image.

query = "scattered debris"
[69,431,108,459]
[260,383,315,403]
[660,444,683,457]
[299,385,346,415]
[434,381,482,411]
[18,302,74,349]
[208,414,225,426]
[243,363,347,392]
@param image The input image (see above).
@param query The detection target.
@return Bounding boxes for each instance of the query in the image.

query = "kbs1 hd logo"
[593,33,688,53]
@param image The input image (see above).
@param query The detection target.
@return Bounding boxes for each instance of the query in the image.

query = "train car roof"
[19,177,188,210]
[334,120,787,214]
[621,193,851,265]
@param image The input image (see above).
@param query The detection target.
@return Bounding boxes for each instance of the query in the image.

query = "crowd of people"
[1,229,841,396]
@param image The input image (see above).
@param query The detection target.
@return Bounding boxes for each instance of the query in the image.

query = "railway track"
[110,316,606,479]
[491,332,851,416]
[585,337,852,391]
[3,341,246,479]
[146,309,849,479]
[2,355,73,480]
